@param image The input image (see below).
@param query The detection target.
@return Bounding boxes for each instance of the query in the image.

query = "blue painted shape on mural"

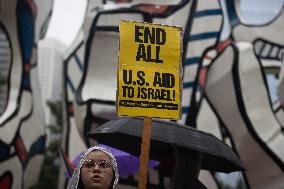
[183,81,194,88]
[185,57,201,65]
[0,142,10,161]
[22,74,31,90]
[17,0,34,63]
[193,9,223,17]
[66,76,76,94]
[182,106,190,114]
[28,136,46,158]
[74,54,84,72]
[225,0,239,27]
[17,0,35,90]
[266,74,279,103]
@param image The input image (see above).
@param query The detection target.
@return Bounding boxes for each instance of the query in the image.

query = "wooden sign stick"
[138,117,152,189]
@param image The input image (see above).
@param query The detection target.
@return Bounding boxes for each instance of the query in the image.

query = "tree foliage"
[31,100,63,189]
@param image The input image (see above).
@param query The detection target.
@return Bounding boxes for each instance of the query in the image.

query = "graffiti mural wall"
[0,0,53,188]
[1,0,284,188]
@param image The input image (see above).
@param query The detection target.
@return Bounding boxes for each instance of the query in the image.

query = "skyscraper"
[38,38,66,143]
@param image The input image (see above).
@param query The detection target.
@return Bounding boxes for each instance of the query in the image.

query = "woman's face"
[80,151,114,189]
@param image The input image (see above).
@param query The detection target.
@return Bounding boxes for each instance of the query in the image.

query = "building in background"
[38,38,66,143]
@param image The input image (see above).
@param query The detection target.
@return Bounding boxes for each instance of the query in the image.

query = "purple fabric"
[72,144,159,177]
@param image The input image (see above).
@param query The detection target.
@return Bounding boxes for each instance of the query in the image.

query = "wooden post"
[138,117,152,189]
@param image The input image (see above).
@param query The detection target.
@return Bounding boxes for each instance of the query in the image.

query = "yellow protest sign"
[117,20,182,120]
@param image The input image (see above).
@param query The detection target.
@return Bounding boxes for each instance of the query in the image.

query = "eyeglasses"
[82,159,111,170]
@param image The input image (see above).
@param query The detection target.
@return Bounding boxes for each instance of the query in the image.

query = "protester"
[66,146,119,189]
[156,145,207,189]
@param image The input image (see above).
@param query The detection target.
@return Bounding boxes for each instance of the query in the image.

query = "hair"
[109,172,115,189]
[77,177,84,189]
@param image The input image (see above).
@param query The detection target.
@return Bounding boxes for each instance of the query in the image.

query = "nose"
[92,163,101,172]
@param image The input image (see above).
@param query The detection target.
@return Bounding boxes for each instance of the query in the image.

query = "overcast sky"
[45,0,87,46]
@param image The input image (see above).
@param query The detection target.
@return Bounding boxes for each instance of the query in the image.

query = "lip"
[91,175,102,182]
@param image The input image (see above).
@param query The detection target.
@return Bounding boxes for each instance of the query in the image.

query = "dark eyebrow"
[84,159,110,162]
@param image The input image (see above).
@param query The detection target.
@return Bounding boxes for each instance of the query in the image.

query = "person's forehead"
[85,150,111,161]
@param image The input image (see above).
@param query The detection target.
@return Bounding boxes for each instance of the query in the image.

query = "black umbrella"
[88,117,244,173]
